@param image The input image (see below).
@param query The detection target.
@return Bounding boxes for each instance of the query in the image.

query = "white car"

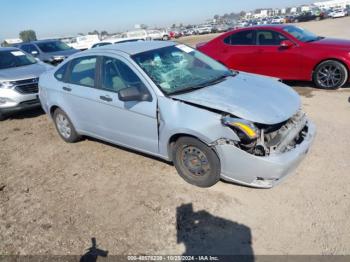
[330,9,347,18]
[271,16,285,24]
[196,25,213,35]
[147,30,170,40]
[67,35,100,50]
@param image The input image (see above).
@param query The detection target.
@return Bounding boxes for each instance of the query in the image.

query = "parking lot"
[1,17,350,256]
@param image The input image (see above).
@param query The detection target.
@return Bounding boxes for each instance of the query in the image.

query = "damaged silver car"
[39,41,316,188]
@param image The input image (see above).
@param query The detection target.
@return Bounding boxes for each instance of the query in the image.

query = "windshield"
[283,25,320,42]
[0,50,37,69]
[36,41,72,53]
[132,45,233,95]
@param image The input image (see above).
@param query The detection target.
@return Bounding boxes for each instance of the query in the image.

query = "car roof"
[21,39,61,45]
[86,40,176,55]
[0,47,20,52]
[242,25,287,30]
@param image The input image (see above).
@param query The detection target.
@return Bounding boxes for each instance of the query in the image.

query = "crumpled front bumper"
[215,120,316,188]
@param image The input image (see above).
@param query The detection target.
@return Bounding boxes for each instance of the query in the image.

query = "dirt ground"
[1,17,350,256]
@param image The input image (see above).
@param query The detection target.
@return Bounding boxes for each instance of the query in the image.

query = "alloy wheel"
[316,64,343,89]
[56,113,72,139]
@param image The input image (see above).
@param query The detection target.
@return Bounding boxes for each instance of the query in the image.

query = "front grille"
[15,83,38,94]
[13,78,39,94]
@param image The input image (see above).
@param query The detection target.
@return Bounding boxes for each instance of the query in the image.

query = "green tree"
[239,11,246,17]
[88,30,99,35]
[140,24,148,29]
[19,30,37,42]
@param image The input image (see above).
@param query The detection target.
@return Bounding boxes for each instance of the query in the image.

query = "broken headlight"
[222,117,259,143]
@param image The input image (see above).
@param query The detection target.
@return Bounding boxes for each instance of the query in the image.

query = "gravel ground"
[1,17,350,256]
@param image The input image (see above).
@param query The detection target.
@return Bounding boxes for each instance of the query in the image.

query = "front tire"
[172,137,221,188]
[53,108,81,143]
[313,60,348,90]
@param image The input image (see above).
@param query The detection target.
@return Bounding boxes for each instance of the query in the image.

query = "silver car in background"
[39,41,316,188]
[0,47,53,120]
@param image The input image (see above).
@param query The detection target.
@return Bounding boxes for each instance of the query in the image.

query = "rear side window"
[54,63,68,81]
[224,30,255,45]
[68,56,97,87]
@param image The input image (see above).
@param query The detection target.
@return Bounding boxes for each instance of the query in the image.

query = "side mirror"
[280,40,294,49]
[31,50,39,56]
[118,86,151,102]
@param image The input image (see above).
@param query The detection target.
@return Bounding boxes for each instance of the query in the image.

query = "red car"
[197,25,350,89]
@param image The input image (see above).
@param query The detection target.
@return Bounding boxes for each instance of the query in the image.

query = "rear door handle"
[100,95,113,102]
[62,86,72,92]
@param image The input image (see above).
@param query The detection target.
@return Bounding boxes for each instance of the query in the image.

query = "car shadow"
[177,203,254,260]
[284,80,350,98]
[80,237,108,262]
[2,107,45,120]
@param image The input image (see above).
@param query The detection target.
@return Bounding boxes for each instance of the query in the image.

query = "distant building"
[245,12,253,18]
[290,7,298,13]
[314,0,350,9]
[301,5,312,11]
[253,9,272,18]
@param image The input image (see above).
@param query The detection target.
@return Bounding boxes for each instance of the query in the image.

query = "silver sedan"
[39,41,316,188]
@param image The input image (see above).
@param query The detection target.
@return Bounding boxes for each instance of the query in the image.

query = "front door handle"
[62,86,72,92]
[100,95,113,102]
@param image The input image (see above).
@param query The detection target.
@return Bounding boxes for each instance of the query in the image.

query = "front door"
[253,30,301,80]
[92,56,159,154]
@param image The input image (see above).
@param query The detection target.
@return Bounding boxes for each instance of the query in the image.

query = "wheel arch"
[312,58,350,78]
[49,105,60,118]
[166,132,219,162]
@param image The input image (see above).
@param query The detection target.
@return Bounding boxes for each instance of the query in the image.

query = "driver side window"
[256,30,287,46]
[101,56,146,93]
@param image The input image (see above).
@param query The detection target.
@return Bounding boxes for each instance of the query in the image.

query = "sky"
[0,0,315,40]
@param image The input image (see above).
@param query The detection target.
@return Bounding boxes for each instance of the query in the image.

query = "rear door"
[60,56,101,132]
[219,29,258,73]
[253,29,301,79]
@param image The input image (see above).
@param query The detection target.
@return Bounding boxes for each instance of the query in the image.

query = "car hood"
[0,62,53,81]
[310,38,350,49]
[45,48,79,57]
[172,72,301,125]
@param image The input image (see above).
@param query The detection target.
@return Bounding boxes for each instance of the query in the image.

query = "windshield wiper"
[169,73,234,96]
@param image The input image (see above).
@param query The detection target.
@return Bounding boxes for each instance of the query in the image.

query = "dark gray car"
[16,40,79,65]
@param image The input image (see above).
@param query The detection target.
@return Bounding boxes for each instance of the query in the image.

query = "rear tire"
[53,108,81,143]
[313,60,348,90]
[172,137,221,188]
